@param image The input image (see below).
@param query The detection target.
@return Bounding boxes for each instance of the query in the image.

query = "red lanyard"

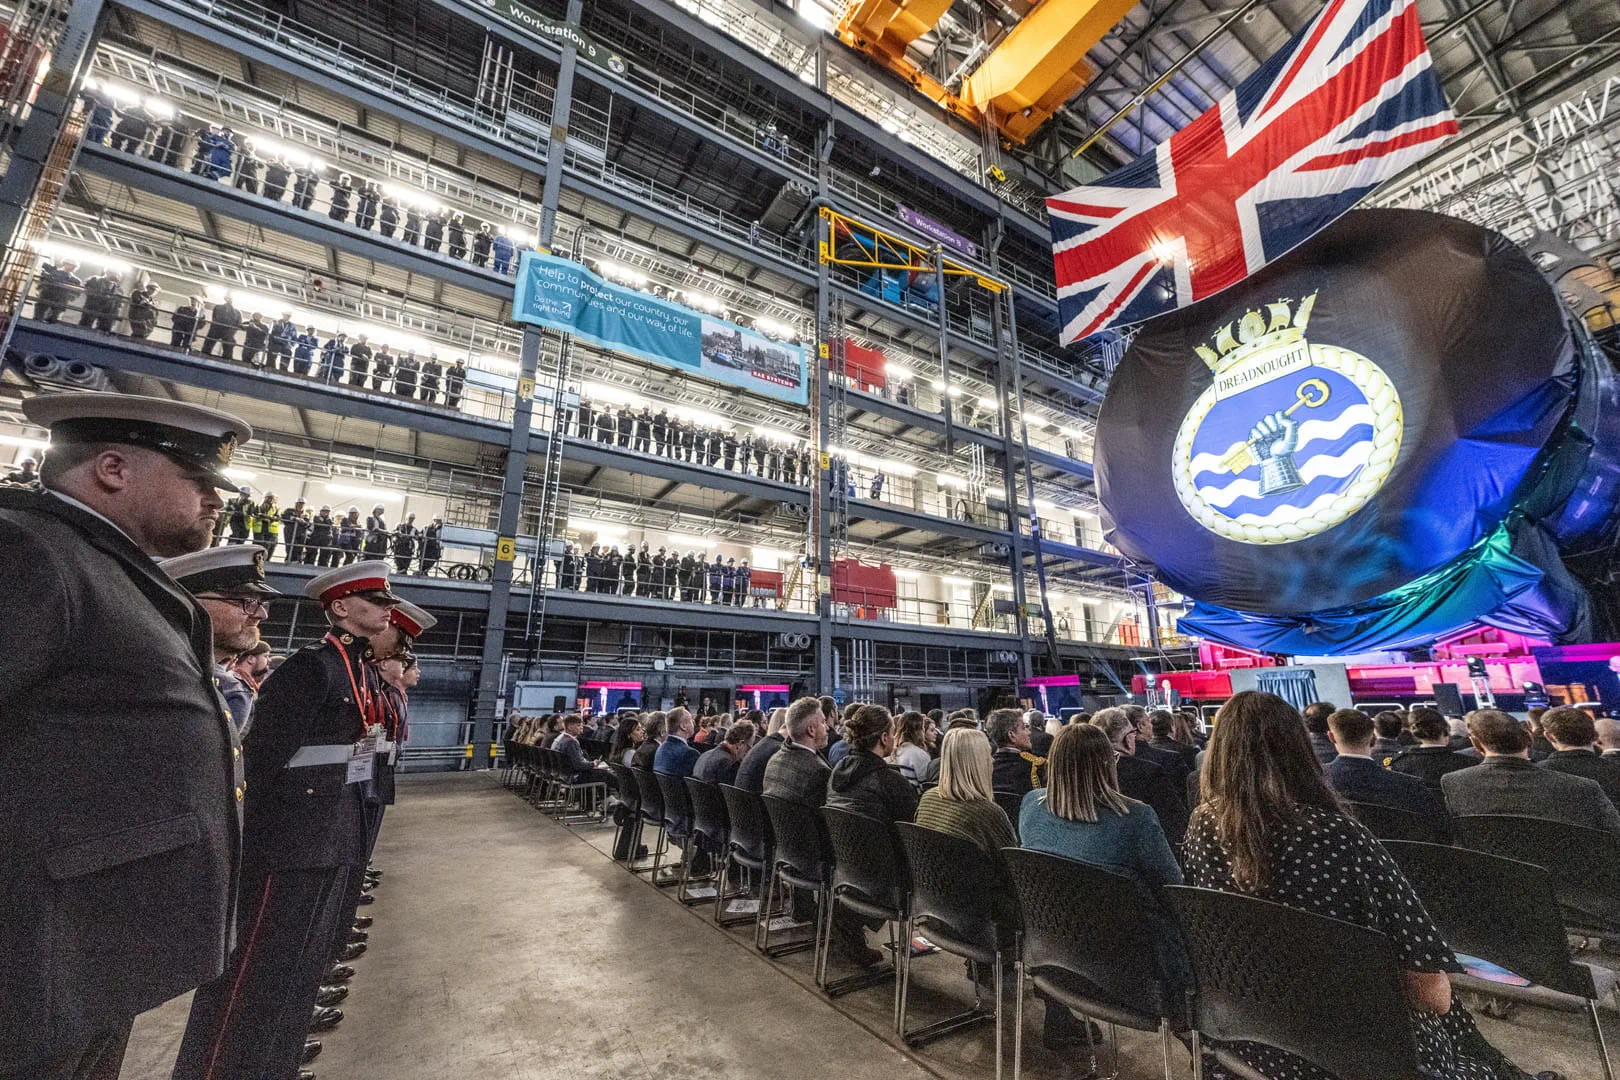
[325,632,380,729]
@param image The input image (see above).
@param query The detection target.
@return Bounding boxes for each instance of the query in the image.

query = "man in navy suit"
[1324,708,1449,831]
[653,707,705,872]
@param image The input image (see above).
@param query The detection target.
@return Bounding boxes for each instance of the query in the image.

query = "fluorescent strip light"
[325,483,403,502]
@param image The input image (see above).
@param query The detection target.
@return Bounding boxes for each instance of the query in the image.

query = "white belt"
[286,744,353,768]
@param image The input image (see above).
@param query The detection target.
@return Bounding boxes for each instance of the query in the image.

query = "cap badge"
[217,433,238,466]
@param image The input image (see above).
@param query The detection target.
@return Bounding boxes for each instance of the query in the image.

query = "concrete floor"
[122,772,1614,1079]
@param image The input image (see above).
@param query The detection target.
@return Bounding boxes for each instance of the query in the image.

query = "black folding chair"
[1455,814,1620,936]
[895,822,1019,1080]
[1003,849,1185,1080]
[822,807,905,1015]
[1347,800,1448,844]
[993,791,1024,841]
[1386,840,1616,1080]
[606,763,650,872]
[655,772,711,905]
[720,784,801,954]
[762,795,837,979]
[1163,886,1425,1080]
[629,766,676,887]
[686,778,753,926]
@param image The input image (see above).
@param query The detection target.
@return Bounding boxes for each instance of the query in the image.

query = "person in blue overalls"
[491,229,514,275]
[292,326,320,376]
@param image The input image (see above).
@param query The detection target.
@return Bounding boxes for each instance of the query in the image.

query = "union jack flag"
[1049,0,1457,343]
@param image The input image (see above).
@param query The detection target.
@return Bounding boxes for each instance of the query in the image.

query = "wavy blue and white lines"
[1188,403,1376,478]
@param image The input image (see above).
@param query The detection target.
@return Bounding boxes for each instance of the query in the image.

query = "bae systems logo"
[1170,291,1403,546]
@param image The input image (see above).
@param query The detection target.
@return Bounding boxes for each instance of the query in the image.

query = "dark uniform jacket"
[1540,748,1620,809]
[992,745,1047,796]
[0,490,241,1067]
[734,732,784,793]
[1442,756,1620,835]
[1323,754,1449,823]
[1388,744,1476,791]
[242,633,377,870]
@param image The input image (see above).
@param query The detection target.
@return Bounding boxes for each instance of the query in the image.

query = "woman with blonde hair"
[912,727,1014,853]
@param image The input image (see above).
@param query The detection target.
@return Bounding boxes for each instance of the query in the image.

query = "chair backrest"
[895,821,1018,961]
[822,806,909,914]
[1348,801,1447,845]
[1383,841,1595,999]
[685,778,731,854]
[1455,814,1620,924]
[761,795,833,887]
[1163,886,1423,1080]
[992,790,1024,839]
[655,771,693,830]
[719,783,772,866]
[1003,848,1171,1021]
[630,766,664,823]
[607,763,640,809]
[543,748,564,780]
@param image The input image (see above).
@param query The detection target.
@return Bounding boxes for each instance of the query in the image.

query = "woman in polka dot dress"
[1183,691,1556,1080]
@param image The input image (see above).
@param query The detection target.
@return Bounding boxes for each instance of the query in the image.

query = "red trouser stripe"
[203,873,274,1080]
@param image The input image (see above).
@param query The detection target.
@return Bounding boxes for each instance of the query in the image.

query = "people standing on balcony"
[30,258,76,325]
[765,442,781,481]
[379,189,400,238]
[782,449,797,485]
[203,124,235,181]
[800,447,812,484]
[583,545,601,592]
[392,514,418,573]
[241,312,269,368]
[290,325,318,375]
[556,542,577,591]
[283,498,309,563]
[647,407,665,455]
[170,293,202,348]
[491,229,514,274]
[419,354,443,404]
[420,517,443,576]
[291,159,321,211]
[394,350,420,397]
[328,172,354,223]
[319,331,348,383]
[361,505,389,563]
[615,406,634,448]
[262,154,291,202]
[348,333,373,387]
[233,140,262,196]
[706,428,722,467]
[620,546,638,596]
[371,344,393,391]
[308,505,336,566]
[445,359,466,410]
[471,222,492,267]
[78,267,123,332]
[199,293,241,360]
[267,311,296,370]
[637,545,654,597]
[338,506,363,564]
[80,82,116,144]
[594,405,614,442]
[869,470,885,501]
[718,429,735,472]
[224,487,254,544]
[253,493,280,559]
[423,209,445,253]
[126,281,160,339]
[447,212,468,260]
[752,438,767,477]
[604,545,623,594]
[682,419,698,462]
[633,406,651,453]
[149,114,186,167]
[573,396,592,439]
[355,180,379,231]
[108,101,152,154]
[737,560,752,606]
[400,203,423,245]
[718,557,735,605]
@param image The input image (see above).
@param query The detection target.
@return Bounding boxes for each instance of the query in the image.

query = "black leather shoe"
[315,985,348,1006]
[338,942,367,962]
[302,1040,322,1063]
[309,1006,343,1032]
[352,915,374,929]
[360,882,375,893]
[328,964,356,982]
[298,1072,316,1080]
[347,930,368,945]
[357,892,375,905]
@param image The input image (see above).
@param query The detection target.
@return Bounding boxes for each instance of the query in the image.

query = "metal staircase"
[523,329,573,645]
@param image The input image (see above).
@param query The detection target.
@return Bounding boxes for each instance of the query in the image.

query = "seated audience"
[889,710,932,785]
[653,707,701,778]
[1441,709,1620,834]
[1446,715,1476,753]
[1027,709,1054,757]
[1389,708,1475,791]
[1323,708,1449,833]
[734,707,787,793]
[553,713,605,784]
[1301,701,1338,764]
[1174,710,1204,749]
[1371,710,1407,763]
[1539,706,1620,808]
[827,704,919,822]
[1020,723,1185,1044]
[987,707,1046,796]
[540,714,563,749]
[611,716,643,768]
[1598,717,1620,759]
[1091,706,1188,844]
[1129,705,1190,784]
[632,711,666,773]
[1147,709,1199,772]
[914,728,1016,854]
[694,720,755,787]
[1527,707,1555,761]
[1186,691,1544,1080]
[761,697,831,807]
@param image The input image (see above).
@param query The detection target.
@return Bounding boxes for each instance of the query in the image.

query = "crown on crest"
[1195,291,1318,372]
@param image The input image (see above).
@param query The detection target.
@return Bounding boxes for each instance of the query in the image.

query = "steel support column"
[469,0,583,767]
[989,224,1033,680]
[813,117,836,694]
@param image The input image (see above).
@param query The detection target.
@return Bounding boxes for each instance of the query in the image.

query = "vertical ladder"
[522,237,578,651]
[826,297,849,564]
[960,440,987,519]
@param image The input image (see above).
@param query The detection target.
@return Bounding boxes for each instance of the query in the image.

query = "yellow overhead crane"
[835,0,1140,146]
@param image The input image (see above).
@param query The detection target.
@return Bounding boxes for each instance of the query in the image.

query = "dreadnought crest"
[1171,291,1403,546]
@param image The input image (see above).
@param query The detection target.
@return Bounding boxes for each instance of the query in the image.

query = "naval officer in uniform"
[173,561,400,1080]
[0,392,249,1080]
[161,544,282,736]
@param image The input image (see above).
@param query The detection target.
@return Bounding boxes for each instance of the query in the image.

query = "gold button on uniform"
[235,786,245,802]
[233,746,241,759]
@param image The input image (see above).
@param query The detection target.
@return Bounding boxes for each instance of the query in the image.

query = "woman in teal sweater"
[1019,724,1187,1004]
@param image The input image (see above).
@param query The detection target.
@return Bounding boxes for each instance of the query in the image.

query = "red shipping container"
[831,559,897,608]
[841,339,887,390]
[748,568,784,597]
